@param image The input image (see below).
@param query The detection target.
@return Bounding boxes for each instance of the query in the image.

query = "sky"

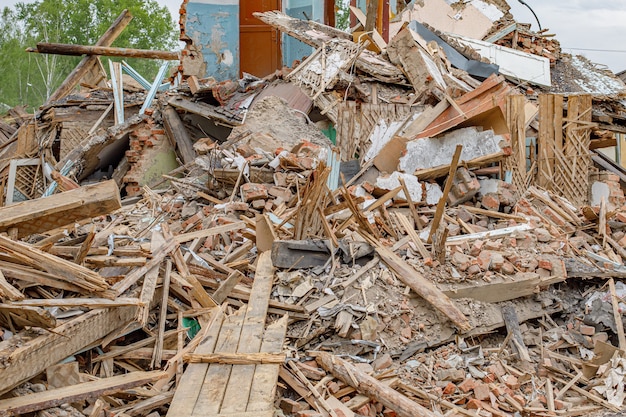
[4,0,626,73]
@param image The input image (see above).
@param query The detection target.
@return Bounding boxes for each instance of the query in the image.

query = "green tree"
[0,0,178,111]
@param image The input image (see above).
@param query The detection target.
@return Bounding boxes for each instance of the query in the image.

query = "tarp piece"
[408,20,499,80]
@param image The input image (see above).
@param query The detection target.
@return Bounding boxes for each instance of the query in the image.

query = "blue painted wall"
[186,1,240,81]
[282,0,328,67]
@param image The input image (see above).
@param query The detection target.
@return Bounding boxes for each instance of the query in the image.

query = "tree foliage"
[0,0,177,111]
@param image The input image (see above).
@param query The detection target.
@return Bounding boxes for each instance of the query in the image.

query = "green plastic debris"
[183,317,201,339]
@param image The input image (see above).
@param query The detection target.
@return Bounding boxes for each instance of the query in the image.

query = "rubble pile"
[1,1,626,417]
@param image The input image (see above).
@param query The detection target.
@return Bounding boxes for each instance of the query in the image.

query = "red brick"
[580,324,595,336]
[470,240,484,256]
[481,193,500,211]
[442,381,457,395]
[466,399,486,410]
[355,405,370,416]
[504,375,519,390]
[473,382,490,401]
[458,378,476,393]
[240,183,268,202]
[537,258,553,271]
[382,409,397,417]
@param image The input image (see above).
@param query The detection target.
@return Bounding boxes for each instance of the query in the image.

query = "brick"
[486,363,506,378]
[448,167,480,206]
[504,375,519,390]
[355,405,370,416]
[240,183,268,202]
[473,382,490,401]
[280,398,304,414]
[442,381,457,395]
[458,378,477,393]
[579,324,596,336]
[481,193,500,211]
[382,409,397,417]
[372,353,393,371]
[470,240,484,257]
[467,264,481,275]
[536,258,553,271]
[252,199,266,209]
[502,261,516,275]
[295,362,325,380]
[466,399,486,410]
[451,252,472,271]
[269,186,292,201]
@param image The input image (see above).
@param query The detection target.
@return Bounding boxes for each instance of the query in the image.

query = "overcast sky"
[5,0,626,73]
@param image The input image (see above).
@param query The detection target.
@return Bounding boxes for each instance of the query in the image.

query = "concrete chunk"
[399,127,503,174]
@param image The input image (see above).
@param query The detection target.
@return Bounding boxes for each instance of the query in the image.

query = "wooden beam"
[0,180,121,239]
[31,42,178,60]
[45,10,133,105]
[0,306,138,395]
[162,105,197,165]
[371,243,471,333]
[316,352,438,417]
[0,371,165,416]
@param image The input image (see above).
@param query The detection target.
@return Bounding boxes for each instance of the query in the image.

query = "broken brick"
[240,183,269,202]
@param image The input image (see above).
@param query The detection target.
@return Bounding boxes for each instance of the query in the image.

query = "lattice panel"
[13,164,46,201]
[503,95,533,197]
[60,125,88,161]
[535,94,592,206]
[336,102,412,161]
[554,95,592,206]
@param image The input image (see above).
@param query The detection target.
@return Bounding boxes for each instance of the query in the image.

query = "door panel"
[240,0,281,77]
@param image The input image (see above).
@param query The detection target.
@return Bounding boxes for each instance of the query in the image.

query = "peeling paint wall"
[185,0,239,81]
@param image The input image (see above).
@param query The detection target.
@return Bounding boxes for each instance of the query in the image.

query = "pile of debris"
[2,1,626,417]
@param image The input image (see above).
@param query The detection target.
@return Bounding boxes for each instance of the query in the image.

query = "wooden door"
[240,0,282,77]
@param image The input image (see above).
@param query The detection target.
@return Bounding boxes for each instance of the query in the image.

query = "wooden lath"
[503,94,533,196]
[336,101,412,161]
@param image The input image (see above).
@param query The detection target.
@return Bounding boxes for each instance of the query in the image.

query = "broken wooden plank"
[0,235,108,292]
[0,371,165,416]
[0,270,23,301]
[0,305,138,395]
[247,315,289,413]
[4,298,141,308]
[174,221,246,244]
[0,180,121,238]
[428,144,462,243]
